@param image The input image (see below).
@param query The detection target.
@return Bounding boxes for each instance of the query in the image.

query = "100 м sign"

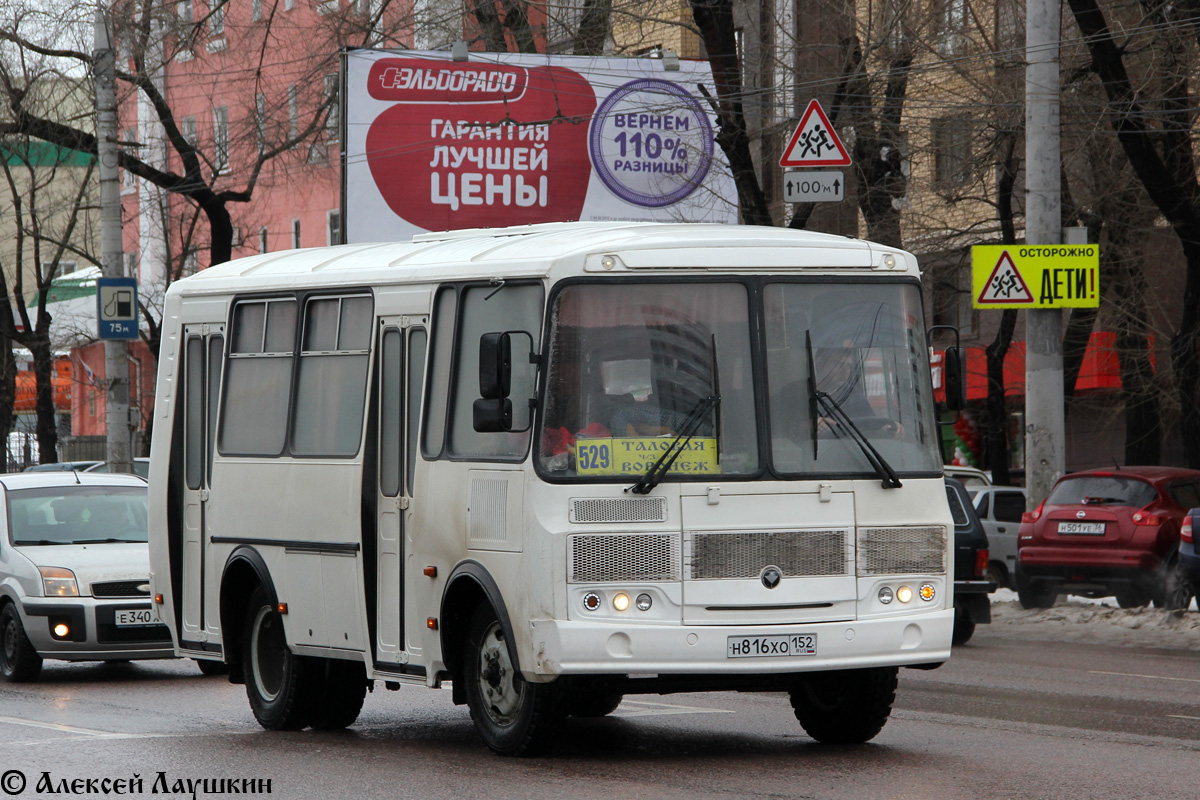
[783,171,845,203]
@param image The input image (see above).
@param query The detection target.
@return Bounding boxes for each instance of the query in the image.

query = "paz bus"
[147,222,964,756]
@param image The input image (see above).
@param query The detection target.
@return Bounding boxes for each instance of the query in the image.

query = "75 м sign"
[96,277,139,340]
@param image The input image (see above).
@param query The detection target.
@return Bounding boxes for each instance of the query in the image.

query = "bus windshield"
[538,282,758,479]
[537,279,940,481]
[766,282,941,477]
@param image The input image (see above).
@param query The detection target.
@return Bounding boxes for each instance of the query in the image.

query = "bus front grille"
[570,497,668,524]
[686,530,850,579]
[857,526,947,575]
[568,533,679,582]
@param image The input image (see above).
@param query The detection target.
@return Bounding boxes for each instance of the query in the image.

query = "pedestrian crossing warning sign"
[977,251,1033,304]
[779,100,852,167]
[971,244,1100,309]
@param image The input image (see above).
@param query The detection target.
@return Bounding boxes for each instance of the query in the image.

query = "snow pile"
[986,589,1200,651]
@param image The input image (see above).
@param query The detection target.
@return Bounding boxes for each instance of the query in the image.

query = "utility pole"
[1024,0,1064,506]
[95,11,133,474]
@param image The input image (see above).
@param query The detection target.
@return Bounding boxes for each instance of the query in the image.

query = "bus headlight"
[896,585,914,604]
[878,586,894,605]
[613,592,630,612]
[635,593,653,611]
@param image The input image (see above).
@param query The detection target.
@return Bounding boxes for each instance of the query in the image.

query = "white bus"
[148,222,962,755]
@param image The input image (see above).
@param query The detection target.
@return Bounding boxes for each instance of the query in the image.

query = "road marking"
[613,700,735,718]
[0,716,127,738]
[1089,670,1200,684]
[1168,715,1200,721]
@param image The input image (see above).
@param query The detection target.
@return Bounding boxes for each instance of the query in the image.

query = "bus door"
[374,319,427,667]
[180,324,224,643]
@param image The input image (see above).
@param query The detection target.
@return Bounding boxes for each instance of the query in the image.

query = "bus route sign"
[971,245,1100,309]
[574,436,719,476]
[96,277,140,340]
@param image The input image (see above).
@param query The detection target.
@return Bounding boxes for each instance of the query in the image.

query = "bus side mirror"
[473,397,513,432]
[944,346,967,411]
[478,332,512,400]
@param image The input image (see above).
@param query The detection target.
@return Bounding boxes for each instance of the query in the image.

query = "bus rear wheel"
[789,667,898,744]
[463,605,564,756]
[243,586,317,730]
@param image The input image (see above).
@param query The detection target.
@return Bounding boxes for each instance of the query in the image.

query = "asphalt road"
[1,629,1198,800]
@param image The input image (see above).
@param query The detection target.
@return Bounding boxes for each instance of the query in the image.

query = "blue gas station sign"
[96,277,139,340]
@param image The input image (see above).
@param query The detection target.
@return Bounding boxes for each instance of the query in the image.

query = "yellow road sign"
[971,244,1100,309]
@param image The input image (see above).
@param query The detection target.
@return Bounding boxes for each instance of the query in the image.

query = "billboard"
[342,49,736,243]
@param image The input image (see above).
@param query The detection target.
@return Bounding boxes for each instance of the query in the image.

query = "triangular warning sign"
[978,251,1034,304]
[779,100,853,167]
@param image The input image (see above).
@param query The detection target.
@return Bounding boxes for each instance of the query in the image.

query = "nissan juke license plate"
[727,634,817,658]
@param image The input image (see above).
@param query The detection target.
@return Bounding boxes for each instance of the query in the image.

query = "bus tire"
[1,604,42,683]
[463,604,564,756]
[310,659,368,730]
[195,658,229,676]
[567,692,623,718]
[789,667,898,744]
[243,585,317,730]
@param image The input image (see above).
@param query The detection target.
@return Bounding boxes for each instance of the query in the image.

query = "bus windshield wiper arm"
[626,394,720,495]
[813,391,903,489]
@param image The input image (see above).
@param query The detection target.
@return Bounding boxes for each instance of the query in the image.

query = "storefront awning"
[933,331,1152,403]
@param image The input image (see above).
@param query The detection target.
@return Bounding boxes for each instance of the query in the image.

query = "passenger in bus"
[814,340,902,437]
[609,401,691,437]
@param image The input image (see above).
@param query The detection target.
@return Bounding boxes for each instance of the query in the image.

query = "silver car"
[0,472,173,681]
[967,485,1028,590]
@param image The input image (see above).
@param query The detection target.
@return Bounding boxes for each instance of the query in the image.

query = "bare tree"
[1062,0,1200,465]
[0,124,99,463]
[0,0,412,274]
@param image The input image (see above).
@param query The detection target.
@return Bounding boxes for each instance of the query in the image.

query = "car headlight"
[39,567,79,597]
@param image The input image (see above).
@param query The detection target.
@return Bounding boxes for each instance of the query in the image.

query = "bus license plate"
[115,609,158,627]
[727,634,817,658]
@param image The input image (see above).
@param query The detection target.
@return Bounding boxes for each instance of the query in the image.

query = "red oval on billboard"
[366,58,528,103]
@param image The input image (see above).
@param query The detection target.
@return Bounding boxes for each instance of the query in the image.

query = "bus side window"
[407,328,427,494]
[448,283,542,459]
[220,299,296,456]
[422,288,456,459]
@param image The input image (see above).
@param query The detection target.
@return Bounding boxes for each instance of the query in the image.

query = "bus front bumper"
[527,609,953,677]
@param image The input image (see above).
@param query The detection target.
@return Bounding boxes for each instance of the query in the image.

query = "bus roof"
[170,222,915,295]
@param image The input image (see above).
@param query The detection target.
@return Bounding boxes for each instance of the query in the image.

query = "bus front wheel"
[463,605,564,756]
[789,667,898,744]
[243,586,317,730]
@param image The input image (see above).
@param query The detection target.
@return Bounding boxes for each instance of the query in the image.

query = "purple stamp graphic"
[587,79,714,208]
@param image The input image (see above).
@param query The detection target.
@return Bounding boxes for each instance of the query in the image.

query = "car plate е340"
[727,633,817,658]
[1057,521,1106,535]
[115,609,158,627]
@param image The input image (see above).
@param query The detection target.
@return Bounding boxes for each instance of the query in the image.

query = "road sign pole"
[1025,0,1064,508]
[96,13,132,474]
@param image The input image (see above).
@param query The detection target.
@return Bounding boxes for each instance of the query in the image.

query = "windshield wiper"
[806,332,820,460]
[804,333,901,489]
[73,538,143,544]
[626,394,720,495]
[13,539,63,546]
